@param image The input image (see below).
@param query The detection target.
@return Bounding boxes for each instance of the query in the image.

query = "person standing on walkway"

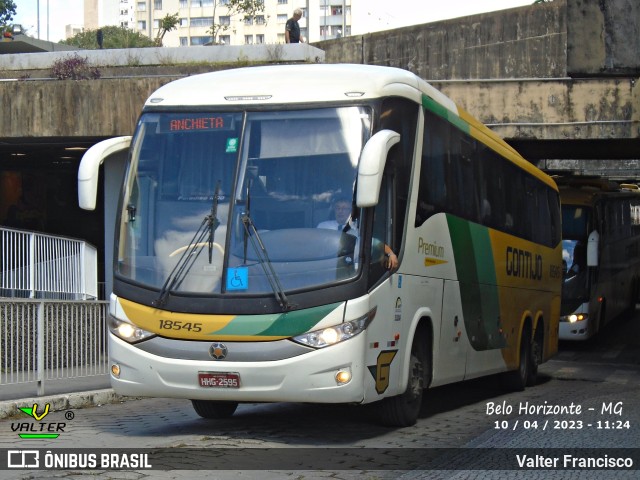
[285,9,303,43]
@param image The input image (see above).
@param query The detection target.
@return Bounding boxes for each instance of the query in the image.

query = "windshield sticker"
[226,267,248,291]
[226,137,239,153]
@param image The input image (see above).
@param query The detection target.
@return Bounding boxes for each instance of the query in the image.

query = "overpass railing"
[0,298,109,396]
[0,227,98,300]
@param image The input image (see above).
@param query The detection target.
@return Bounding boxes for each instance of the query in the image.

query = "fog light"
[111,364,121,378]
[335,369,351,385]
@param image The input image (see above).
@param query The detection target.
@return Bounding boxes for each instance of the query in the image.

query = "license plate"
[198,372,240,388]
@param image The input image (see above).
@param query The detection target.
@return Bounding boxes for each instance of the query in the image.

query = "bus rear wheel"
[505,328,530,391]
[191,400,238,419]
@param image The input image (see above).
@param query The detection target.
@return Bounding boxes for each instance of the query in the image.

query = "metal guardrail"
[0,299,109,396]
[0,227,98,300]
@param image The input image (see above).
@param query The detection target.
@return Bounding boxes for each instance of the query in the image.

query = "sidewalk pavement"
[0,375,134,420]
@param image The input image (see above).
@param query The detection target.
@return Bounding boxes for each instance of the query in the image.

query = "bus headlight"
[109,316,155,343]
[292,313,373,349]
[561,313,587,323]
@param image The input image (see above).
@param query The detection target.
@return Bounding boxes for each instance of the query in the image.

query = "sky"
[11,0,535,43]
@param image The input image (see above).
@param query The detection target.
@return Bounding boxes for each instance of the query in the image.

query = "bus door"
[437,280,467,384]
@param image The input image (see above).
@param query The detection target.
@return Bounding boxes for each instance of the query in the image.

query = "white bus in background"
[79,64,562,427]
[558,178,640,341]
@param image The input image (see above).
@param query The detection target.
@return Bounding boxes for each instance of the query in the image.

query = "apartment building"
[83,0,351,47]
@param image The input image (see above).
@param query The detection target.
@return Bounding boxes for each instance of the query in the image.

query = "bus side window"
[416,110,449,226]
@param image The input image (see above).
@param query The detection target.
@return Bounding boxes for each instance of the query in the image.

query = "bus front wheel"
[374,335,430,428]
[191,400,238,419]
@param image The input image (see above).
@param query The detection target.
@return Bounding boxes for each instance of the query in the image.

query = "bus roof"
[144,63,457,112]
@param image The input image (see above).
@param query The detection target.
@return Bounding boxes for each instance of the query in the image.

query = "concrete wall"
[316,0,640,80]
[316,1,567,80]
[0,78,170,138]
[0,43,324,138]
[567,0,640,76]
[1,1,638,142]
[0,43,324,78]
[432,77,639,141]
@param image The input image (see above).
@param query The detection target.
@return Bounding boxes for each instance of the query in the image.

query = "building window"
[191,17,213,27]
[138,20,146,29]
[191,36,213,45]
[245,35,253,44]
[180,18,188,27]
[277,14,287,23]
[180,37,188,46]
[179,0,188,7]
[256,15,265,25]
[137,2,146,11]
[244,16,253,25]
[219,16,230,26]
[154,0,162,10]
[256,34,264,44]
[278,0,288,4]
[219,34,230,44]
[277,33,285,42]
[219,0,230,4]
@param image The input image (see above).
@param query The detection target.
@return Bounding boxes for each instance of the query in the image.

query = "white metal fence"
[1,227,98,300]
[0,299,109,396]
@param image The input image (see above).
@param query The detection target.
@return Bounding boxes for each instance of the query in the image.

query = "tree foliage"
[60,25,156,49]
[155,12,179,46]
[0,0,17,29]
[208,0,266,44]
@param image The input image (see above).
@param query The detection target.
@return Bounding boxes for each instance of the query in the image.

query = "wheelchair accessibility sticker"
[226,267,248,291]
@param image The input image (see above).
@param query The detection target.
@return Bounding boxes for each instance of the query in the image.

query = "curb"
[0,389,136,420]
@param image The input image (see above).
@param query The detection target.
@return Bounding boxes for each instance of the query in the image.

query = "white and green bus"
[558,178,640,341]
[79,64,562,427]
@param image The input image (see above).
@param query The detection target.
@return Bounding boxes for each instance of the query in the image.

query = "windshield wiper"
[208,182,221,263]
[153,182,221,308]
[240,179,294,311]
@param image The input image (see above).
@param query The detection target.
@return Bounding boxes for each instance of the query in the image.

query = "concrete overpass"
[0,0,638,283]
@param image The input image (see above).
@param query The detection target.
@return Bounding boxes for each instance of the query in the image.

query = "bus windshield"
[116,107,371,297]
[561,205,590,312]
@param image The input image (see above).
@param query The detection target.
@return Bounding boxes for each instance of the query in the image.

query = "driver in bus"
[317,197,398,270]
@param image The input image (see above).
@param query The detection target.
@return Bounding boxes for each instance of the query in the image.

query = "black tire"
[505,328,530,391]
[191,400,238,419]
[527,330,542,387]
[375,337,430,428]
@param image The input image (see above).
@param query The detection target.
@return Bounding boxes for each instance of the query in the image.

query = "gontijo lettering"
[506,246,542,280]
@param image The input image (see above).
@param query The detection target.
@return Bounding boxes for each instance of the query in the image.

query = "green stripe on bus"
[446,215,505,350]
[210,302,342,337]
[422,95,469,133]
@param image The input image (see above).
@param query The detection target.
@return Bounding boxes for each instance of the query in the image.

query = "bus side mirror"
[587,230,599,267]
[356,129,400,207]
[78,136,131,210]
